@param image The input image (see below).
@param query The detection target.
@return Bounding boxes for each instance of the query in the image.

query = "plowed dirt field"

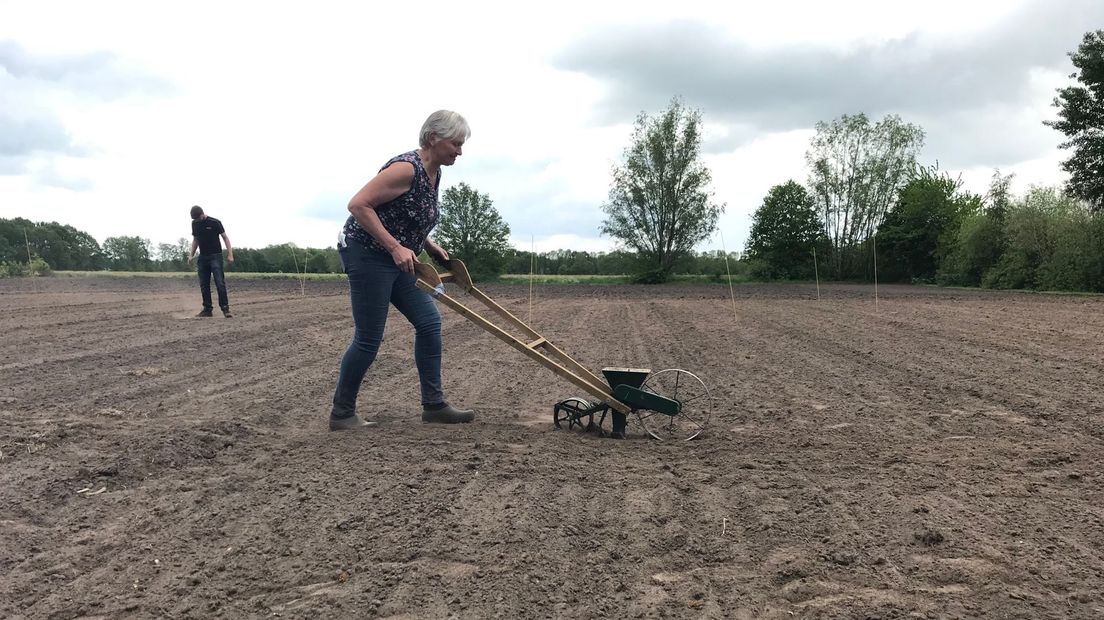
[1,276,1102,619]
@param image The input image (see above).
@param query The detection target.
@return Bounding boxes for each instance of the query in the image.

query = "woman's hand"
[390,244,417,273]
[426,240,450,267]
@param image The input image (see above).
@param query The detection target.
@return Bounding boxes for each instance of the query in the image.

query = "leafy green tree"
[940,170,1014,285]
[304,248,340,273]
[986,169,1015,222]
[745,180,823,280]
[0,218,35,264]
[32,222,104,270]
[806,113,925,279]
[274,246,296,273]
[154,238,190,271]
[435,182,512,278]
[555,250,597,275]
[938,212,998,286]
[1046,30,1104,211]
[102,236,152,271]
[601,97,723,282]
[985,187,1083,289]
[504,249,532,274]
[596,250,638,275]
[61,224,104,270]
[1087,214,1104,292]
[1037,208,1096,291]
[0,218,105,270]
[155,243,177,270]
[877,166,981,282]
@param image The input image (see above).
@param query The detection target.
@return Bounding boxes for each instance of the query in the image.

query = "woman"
[330,110,475,431]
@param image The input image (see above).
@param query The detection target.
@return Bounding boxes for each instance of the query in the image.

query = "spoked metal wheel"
[553,397,594,432]
[636,369,711,441]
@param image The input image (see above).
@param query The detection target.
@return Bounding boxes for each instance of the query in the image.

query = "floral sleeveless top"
[342,151,441,255]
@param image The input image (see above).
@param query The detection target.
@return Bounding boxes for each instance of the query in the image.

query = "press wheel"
[553,397,594,432]
[636,369,711,441]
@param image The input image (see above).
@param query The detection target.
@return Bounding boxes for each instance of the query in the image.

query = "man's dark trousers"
[197,252,229,311]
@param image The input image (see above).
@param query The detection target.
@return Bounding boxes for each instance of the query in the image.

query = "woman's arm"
[348,163,419,272]
[423,238,450,266]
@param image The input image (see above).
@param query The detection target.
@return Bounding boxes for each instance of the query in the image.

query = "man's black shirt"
[192,216,225,255]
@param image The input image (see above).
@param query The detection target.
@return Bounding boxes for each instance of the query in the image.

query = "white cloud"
[0,0,1091,254]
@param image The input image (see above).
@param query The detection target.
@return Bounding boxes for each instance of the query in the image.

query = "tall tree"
[102,236,152,271]
[806,113,924,279]
[0,218,104,270]
[986,169,1015,220]
[877,166,981,282]
[153,238,190,271]
[1046,30,1104,211]
[435,182,512,278]
[602,97,723,282]
[0,218,38,264]
[745,181,823,279]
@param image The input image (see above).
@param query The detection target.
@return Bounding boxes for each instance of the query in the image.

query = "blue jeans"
[332,240,444,417]
[196,252,229,311]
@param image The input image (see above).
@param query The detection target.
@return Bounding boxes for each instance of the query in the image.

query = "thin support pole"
[719,231,737,322]
[303,247,309,296]
[24,228,37,293]
[529,235,535,325]
[873,234,879,311]
[290,248,305,297]
[812,247,821,301]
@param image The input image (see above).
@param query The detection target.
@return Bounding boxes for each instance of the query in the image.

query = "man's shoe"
[222,309,233,318]
[196,309,213,318]
[422,402,475,424]
[329,415,377,431]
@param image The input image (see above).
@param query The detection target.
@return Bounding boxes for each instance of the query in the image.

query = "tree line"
[0,216,739,279]
[742,30,1104,292]
[745,167,1104,292]
[4,30,1100,292]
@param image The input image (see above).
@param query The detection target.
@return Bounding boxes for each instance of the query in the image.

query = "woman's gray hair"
[419,110,471,148]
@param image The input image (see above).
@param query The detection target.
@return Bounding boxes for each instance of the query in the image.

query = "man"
[187,205,234,318]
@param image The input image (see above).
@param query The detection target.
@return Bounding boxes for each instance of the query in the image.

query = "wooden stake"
[290,248,305,297]
[24,228,37,293]
[529,235,535,325]
[873,234,879,311]
[812,247,820,301]
[719,231,737,322]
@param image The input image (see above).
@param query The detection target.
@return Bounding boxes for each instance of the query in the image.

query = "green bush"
[938,212,1004,286]
[1088,216,1104,292]
[0,258,54,277]
[632,268,670,284]
[28,257,53,276]
[1036,213,1093,291]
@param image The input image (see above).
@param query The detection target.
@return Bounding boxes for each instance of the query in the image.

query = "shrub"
[28,257,52,276]
[632,269,670,284]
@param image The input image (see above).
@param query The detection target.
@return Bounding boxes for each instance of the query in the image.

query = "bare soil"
[1,275,1103,619]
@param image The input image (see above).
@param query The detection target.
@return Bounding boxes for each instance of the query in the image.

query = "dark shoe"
[422,402,475,424]
[196,309,213,317]
[222,308,233,318]
[329,415,377,431]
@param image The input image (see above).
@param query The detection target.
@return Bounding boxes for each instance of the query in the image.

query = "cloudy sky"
[1,0,1099,254]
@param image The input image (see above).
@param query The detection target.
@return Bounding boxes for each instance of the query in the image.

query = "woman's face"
[431,136,464,166]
